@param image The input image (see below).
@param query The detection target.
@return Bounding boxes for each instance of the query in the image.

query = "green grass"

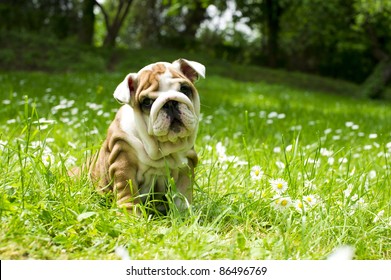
[0,68,390,260]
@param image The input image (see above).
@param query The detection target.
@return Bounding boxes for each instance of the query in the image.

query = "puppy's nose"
[163,100,179,111]
[163,100,180,118]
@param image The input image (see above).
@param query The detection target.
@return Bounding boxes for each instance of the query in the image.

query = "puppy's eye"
[179,84,193,97]
[141,98,154,109]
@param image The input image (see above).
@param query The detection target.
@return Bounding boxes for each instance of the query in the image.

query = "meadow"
[0,65,390,259]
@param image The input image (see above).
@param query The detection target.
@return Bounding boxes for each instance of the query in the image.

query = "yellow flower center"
[306,197,312,202]
[281,199,288,206]
[255,169,260,176]
[297,202,303,209]
[277,183,283,189]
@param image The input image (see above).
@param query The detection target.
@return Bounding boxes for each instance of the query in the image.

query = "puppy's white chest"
[137,164,182,199]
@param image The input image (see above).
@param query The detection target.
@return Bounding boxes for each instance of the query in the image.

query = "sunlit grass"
[0,71,390,259]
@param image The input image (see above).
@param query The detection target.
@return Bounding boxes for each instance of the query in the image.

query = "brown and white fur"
[80,59,205,214]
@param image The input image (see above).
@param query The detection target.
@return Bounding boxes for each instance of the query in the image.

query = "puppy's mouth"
[170,119,183,133]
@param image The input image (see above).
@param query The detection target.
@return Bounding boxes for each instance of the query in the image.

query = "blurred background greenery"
[1,0,391,99]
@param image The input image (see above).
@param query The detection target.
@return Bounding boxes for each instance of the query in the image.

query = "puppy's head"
[114,59,205,144]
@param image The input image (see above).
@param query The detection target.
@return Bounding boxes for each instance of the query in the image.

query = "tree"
[79,0,96,45]
[276,0,391,99]
[262,0,283,67]
[94,0,134,48]
[122,0,165,47]
[177,0,209,46]
[355,1,391,99]
[236,0,289,68]
[0,0,81,39]
[278,0,359,75]
[119,0,214,48]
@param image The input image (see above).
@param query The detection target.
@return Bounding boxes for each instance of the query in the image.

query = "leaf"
[77,211,97,222]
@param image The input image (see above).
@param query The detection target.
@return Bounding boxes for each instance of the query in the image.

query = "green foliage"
[1,59,391,259]
[3,0,391,92]
[0,31,108,72]
[0,0,84,40]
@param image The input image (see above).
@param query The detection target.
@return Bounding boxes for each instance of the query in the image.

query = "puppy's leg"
[108,140,140,213]
[175,149,197,210]
[175,168,193,210]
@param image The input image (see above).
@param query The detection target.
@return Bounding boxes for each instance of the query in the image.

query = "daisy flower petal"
[250,165,264,181]
[303,195,317,207]
[294,199,306,213]
[269,178,288,194]
[272,195,292,211]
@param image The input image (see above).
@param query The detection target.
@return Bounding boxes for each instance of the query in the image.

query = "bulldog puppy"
[90,59,205,214]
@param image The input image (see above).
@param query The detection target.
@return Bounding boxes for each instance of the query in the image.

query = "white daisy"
[364,145,372,150]
[115,246,130,260]
[357,198,366,207]
[294,199,306,213]
[324,128,332,135]
[275,161,285,169]
[303,195,317,207]
[269,178,288,194]
[368,170,377,180]
[272,196,292,211]
[0,140,8,151]
[279,196,292,210]
[327,245,355,260]
[304,180,316,190]
[259,111,266,118]
[216,142,228,162]
[320,148,333,157]
[351,194,359,202]
[373,210,384,223]
[339,157,348,164]
[42,153,55,167]
[273,147,281,153]
[343,184,354,198]
[345,122,354,127]
[250,165,264,181]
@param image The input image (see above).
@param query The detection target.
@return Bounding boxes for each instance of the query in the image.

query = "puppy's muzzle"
[149,91,198,143]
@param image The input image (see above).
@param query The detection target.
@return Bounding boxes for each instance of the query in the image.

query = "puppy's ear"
[173,59,206,83]
[113,73,137,105]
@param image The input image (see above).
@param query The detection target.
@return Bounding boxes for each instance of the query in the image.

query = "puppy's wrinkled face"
[137,64,199,143]
[113,59,205,149]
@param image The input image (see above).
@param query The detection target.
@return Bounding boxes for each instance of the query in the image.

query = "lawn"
[0,66,390,259]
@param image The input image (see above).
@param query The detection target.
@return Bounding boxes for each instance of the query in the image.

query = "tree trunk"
[361,18,391,99]
[180,0,207,47]
[95,0,134,48]
[79,0,95,45]
[360,59,391,99]
[263,0,281,68]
